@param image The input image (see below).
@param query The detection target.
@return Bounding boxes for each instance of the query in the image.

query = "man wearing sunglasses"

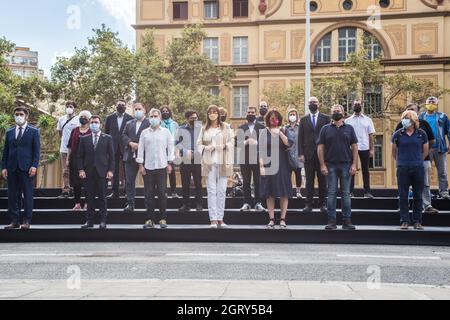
[2,105,41,230]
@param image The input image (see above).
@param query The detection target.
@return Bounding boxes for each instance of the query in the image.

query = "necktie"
[17,126,23,141]
[312,115,316,129]
[94,134,99,150]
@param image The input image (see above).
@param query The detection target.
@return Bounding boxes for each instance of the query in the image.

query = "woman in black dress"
[259,109,294,229]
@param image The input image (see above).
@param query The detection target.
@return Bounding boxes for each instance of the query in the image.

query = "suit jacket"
[104,112,133,154]
[121,118,150,163]
[2,125,40,172]
[236,121,266,165]
[298,113,331,161]
[77,133,115,178]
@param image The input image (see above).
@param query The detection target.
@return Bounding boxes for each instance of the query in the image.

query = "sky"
[0,0,136,77]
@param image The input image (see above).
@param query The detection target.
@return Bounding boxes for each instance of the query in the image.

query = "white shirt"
[15,122,28,139]
[117,113,124,130]
[136,126,175,170]
[92,132,100,145]
[310,112,319,127]
[248,122,255,134]
[345,113,376,151]
[135,121,142,135]
[57,115,80,153]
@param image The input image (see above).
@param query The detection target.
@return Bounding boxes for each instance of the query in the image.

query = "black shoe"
[342,219,356,230]
[325,220,337,230]
[4,223,20,230]
[58,192,69,199]
[364,192,374,199]
[303,206,313,214]
[178,204,190,212]
[81,222,94,229]
[196,204,203,211]
[99,222,107,229]
[320,205,327,214]
[107,193,119,199]
[123,204,135,213]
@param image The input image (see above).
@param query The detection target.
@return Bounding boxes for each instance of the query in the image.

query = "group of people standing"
[2,95,449,231]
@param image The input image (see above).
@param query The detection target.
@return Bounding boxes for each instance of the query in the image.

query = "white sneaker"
[240,203,251,212]
[254,203,266,212]
[210,223,218,229]
[218,222,228,229]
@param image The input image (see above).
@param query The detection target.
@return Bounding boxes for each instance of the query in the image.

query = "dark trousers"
[168,168,176,194]
[7,169,34,224]
[112,151,125,195]
[180,163,202,207]
[304,155,327,207]
[124,161,139,205]
[292,168,302,188]
[144,168,167,222]
[85,170,108,223]
[397,166,424,224]
[351,150,371,193]
[240,164,260,205]
[73,186,83,204]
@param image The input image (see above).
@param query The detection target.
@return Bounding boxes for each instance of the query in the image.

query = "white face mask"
[289,115,297,123]
[66,107,74,115]
[15,116,26,126]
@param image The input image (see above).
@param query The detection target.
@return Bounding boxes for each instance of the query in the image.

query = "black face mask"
[332,112,343,122]
[353,104,362,113]
[260,107,268,116]
[117,105,126,114]
[162,112,170,120]
[247,114,256,123]
[80,118,89,125]
[220,116,227,122]
[309,103,318,113]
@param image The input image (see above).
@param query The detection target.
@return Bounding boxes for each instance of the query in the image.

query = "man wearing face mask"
[345,100,376,198]
[256,101,269,125]
[2,106,40,230]
[137,108,175,229]
[121,103,150,212]
[298,97,331,214]
[160,106,179,198]
[56,101,80,198]
[318,105,358,230]
[418,97,450,200]
[105,100,133,199]
[236,106,266,212]
[78,116,115,229]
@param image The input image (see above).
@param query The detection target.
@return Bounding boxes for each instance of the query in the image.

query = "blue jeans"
[326,163,352,221]
[397,166,424,224]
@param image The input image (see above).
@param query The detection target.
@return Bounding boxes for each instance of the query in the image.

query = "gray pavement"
[0,243,450,299]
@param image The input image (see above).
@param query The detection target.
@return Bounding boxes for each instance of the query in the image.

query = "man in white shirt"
[56,101,80,198]
[345,100,376,198]
[137,108,175,229]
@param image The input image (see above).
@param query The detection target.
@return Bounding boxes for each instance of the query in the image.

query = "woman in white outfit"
[197,105,234,228]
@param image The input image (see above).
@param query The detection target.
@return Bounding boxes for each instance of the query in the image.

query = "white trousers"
[206,165,228,221]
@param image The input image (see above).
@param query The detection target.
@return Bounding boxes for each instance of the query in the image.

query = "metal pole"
[305,0,311,114]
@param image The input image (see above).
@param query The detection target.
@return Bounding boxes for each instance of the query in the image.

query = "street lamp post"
[305,0,311,114]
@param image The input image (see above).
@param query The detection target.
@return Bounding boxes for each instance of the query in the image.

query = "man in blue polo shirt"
[318,104,358,230]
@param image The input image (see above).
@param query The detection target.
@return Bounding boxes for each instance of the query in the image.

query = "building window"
[233,0,248,18]
[310,1,319,12]
[233,86,249,118]
[364,33,382,60]
[370,136,384,169]
[379,0,390,8]
[314,33,331,63]
[364,85,382,115]
[339,91,357,115]
[338,27,356,61]
[203,37,219,64]
[233,37,248,64]
[204,1,219,19]
[209,86,220,96]
[342,0,353,10]
[173,1,188,20]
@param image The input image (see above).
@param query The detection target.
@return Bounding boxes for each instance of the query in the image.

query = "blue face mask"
[402,118,412,129]
[135,110,144,120]
[150,118,161,128]
[90,123,100,133]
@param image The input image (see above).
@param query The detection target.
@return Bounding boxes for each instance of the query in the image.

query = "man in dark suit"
[298,97,331,213]
[2,106,40,230]
[121,103,150,212]
[78,116,115,229]
[237,106,266,212]
[105,100,133,198]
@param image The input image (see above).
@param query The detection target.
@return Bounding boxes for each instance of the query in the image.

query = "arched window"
[314,33,331,63]
[338,27,357,62]
[364,32,382,60]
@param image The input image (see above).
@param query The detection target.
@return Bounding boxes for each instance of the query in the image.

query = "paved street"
[0,243,450,299]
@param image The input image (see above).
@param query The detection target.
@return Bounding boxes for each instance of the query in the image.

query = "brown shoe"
[413,223,424,230]
[424,206,439,214]
[400,222,409,230]
[4,223,20,230]
[342,219,356,230]
[20,223,30,230]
